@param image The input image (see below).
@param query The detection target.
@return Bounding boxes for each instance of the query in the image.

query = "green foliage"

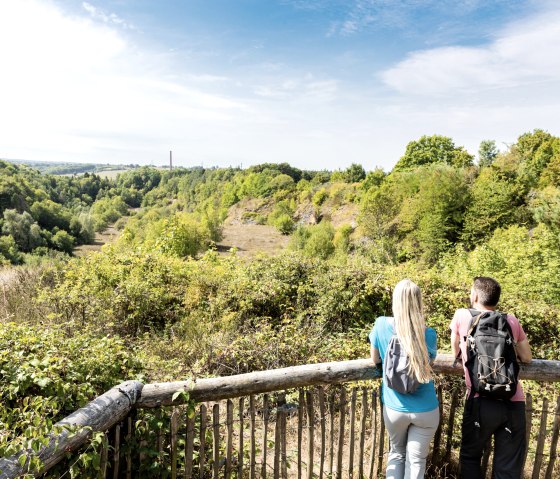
[461,167,522,246]
[2,210,44,252]
[0,322,142,467]
[312,188,328,207]
[90,196,129,231]
[394,135,474,171]
[289,222,335,259]
[362,168,386,191]
[155,213,212,257]
[42,248,190,335]
[478,139,498,167]
[344,163,366,183]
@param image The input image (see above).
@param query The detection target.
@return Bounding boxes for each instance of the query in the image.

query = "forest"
[1,130,559,475]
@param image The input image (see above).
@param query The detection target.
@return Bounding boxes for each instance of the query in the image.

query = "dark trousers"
[460,397,526,479]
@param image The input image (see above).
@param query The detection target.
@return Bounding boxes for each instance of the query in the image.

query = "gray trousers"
[383,405,440,479]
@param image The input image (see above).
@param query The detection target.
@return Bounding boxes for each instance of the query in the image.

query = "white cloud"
[82,2,135,30]
[382,6,560,95]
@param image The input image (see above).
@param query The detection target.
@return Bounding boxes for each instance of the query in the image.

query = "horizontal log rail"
[1,354,559,478]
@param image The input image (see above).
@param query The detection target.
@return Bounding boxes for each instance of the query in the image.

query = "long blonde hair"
[392,279,432,383]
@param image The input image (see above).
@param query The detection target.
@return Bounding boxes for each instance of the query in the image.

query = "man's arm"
[515,338,532,363]
[451,330,460,358]
[371,345,381,364]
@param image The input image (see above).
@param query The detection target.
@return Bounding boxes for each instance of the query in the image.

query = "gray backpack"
[384,336,420,394]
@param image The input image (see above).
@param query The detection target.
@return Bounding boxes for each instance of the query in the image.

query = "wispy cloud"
[254,75,338,102]
[381,5,560,95]
[82,2,135,30]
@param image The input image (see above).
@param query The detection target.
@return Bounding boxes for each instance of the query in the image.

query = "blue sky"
[0,0,559,171]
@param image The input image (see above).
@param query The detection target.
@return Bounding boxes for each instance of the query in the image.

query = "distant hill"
[4,158,139,175]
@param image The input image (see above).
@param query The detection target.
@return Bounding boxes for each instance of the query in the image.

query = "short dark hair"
[473,276,501,307]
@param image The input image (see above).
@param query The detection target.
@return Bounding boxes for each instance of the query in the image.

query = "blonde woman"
[369,279,439,479]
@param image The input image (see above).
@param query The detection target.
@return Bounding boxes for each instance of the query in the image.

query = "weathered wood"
[261,394,269,479]
[0,381,143,479]
[298,389,304,479]
[170,409,179,479]
[318,387,326,479]
[368,389,377,479]
[184,411,195,479]
[226,400,234,479]
[125,415,132,479]
[113,424,121,479]
[280,407,288,479]
[328,392,335,478]
[445,389,459,464]
[523,393,534,473]
[336,388,346,479]
[348,388,357,479]
[136,356,560,408]
[358,388,367,479]
[533,397,549,479]
[306,390,315,479]
[213,404,220,479]
[376,385,385,478]
[545,396,560,479]
[198,405,207,479]
[238,397,244,479]
[274,406,281,479]
[99,433,108,479]
[432,386,444,463]
[249,395,256,479]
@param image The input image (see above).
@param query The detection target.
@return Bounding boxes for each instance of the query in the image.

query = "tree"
[2,210,43,252]
[344,163,366,183]
[478,140,498,167]
[393,135,474,171]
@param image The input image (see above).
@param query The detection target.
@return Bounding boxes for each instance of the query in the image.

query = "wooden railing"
[1,354,559,479]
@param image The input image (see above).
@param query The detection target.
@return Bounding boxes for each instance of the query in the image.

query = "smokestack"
[169,150,173,171]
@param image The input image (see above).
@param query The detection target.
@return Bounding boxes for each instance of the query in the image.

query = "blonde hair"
[392,279,432,384]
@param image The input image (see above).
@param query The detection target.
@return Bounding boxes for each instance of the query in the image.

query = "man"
[450,277,532,479]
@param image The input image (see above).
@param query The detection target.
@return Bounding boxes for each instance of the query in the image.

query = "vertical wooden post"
[170,409,179,479]
[306,390,315,479]
[280,407,288,479]
[532,397,549,479]
[445,389,459,464]
[336,388,346,479]
[262,394,269,479]
[199,405,207,479]
[184,411,195,479]
[213,404,220,479]
[545,396,560,479]
[375,385,385,478]
[523,393,533,473]
[113,424,121,479]
[358,388,368,479]
[274,405,281,479]
[226,400,234,479]
[368,389,377,479]
[318,387,326,479]
[298,389,304,479]
[348,388,357,479]
[126,415,133,479]
[328,392,335,478]
[99,433,108,479]
[250,395,256,479]
[431,386,444,465]
[238,397,245,479]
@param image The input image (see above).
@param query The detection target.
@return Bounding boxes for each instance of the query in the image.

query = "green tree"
[478,140,498,167]
[393,135,474,171]
[2,210,44,252]
[344,163,366,183]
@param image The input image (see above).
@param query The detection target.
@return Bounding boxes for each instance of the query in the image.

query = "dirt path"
[216,223,290,258]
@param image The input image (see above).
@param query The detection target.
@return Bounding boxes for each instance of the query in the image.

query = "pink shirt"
[450,308,527,401]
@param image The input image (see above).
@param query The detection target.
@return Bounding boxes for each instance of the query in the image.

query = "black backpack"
[384,335,421,394]
[464,309,519,400]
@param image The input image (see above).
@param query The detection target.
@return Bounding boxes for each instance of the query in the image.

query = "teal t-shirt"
[369,316,438,413]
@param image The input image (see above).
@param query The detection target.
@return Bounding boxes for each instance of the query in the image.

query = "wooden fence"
[1,354,560,479]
